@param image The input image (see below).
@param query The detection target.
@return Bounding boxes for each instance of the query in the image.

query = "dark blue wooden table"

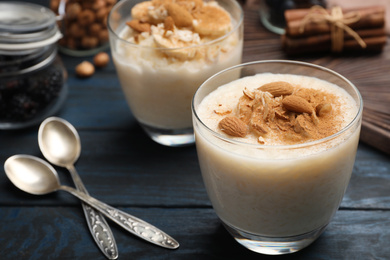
[1,0,390,259]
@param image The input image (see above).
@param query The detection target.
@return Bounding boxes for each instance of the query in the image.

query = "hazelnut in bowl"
[50,0,117,56]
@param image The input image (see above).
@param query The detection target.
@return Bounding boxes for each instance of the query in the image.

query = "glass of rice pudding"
[108,0,243,146]
[192,60,363,255]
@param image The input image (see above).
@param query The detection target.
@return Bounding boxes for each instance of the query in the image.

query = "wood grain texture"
[1,134,389,209]
[243,0,390,154]
[1,207,390,260]
[0,0,389,259]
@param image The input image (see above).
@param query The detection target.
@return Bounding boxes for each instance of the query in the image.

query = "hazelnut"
[89,23,102,36]
[65,37,78,49]
[50,0,60,13]
[96,8,108,21]
[57,37,67,46]
[76,61,95,78]
[56,0,116,51]
[68,23,85,38]
[92,0,106,10]
[81,36,99,49]
[110,11,121,23]
[102,16,108,28]
[66,3,82,20]
[82,2,93,10]
[94,52,110,68]
[78,9,95,26]
[106,0,117,5]
[98,30,109,42]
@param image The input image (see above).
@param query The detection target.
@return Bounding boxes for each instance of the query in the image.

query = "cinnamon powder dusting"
[217,81,342,145]
[126,0,233,60]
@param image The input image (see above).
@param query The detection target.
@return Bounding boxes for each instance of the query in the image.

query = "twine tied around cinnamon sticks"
[298,5,367,52]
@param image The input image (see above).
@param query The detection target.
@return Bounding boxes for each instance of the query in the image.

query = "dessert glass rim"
[107,0,244,51]
[192,59,363,150]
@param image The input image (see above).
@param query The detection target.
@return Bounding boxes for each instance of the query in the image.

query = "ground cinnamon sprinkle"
[218,81,343,145]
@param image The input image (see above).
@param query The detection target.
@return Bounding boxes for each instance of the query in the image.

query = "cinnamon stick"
[285,5,385,22]
[282,33,387,55]
[285,27,385,44]
[285,6,386,37]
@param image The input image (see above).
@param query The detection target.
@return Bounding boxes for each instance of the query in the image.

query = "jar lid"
[0,2,62,51]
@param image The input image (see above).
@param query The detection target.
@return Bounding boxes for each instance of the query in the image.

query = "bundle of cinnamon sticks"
[282,5,387,55]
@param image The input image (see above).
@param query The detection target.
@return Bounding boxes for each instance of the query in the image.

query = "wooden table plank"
[1,207,390,259]
[1,128,389,209]
[0,0,389,259]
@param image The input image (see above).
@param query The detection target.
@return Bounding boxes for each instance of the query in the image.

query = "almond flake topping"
[217,81,342,144]
[127,0,233,60]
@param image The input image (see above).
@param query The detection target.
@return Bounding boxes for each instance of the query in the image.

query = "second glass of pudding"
[108,0,243,146]
[192,60,362,255]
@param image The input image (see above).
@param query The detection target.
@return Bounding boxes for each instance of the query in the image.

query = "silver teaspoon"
[4,154,180,250]
[38,117,118,259]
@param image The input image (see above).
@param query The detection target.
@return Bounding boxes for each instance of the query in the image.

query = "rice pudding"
[192,61,362,254]
[108,0,243,141]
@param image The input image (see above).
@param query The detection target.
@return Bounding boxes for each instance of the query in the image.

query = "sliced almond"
[250,117,269,135]
[126,19,151,33]
[192,5,231,37]
[153,33,196,60]
[251,121,268,135]
[214,104,231,116]
[219,116,247,137]
[258,81,294,97]
[274,107,289,120]
[176,0,203,12]
[311,112,319,125]
[166,2,193,28]
[276,118,290,131]
[214,109,232,116]
[237,96,254,124]
[316,103,332,117]
[131,1,153,23]
[243,87,255,100]
[258,136,265,144]
[164,16,175,32]
[293,115,304,133]
[282,95,313,114]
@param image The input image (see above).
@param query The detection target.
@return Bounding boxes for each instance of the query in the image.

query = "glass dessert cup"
[108,0,244,146]
[192,60,363,255]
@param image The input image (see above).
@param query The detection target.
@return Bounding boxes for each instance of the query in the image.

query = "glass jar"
[259,0,327,34]
[0,2,68,129]
[50,0,117,56]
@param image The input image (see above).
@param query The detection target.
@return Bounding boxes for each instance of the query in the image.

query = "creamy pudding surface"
[197,73,357,146]
[194,73,361,237]
[110,0,243,129]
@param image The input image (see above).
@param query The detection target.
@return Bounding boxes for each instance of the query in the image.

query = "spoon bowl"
[4,155,60,195]
[38,117,80,168]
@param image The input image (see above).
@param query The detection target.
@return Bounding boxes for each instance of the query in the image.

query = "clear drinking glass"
[192,60,362,255]
[108,0,244,146]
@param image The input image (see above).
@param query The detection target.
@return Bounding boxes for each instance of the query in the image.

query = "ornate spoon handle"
[60,184,180,249]
[68,166,118,259]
